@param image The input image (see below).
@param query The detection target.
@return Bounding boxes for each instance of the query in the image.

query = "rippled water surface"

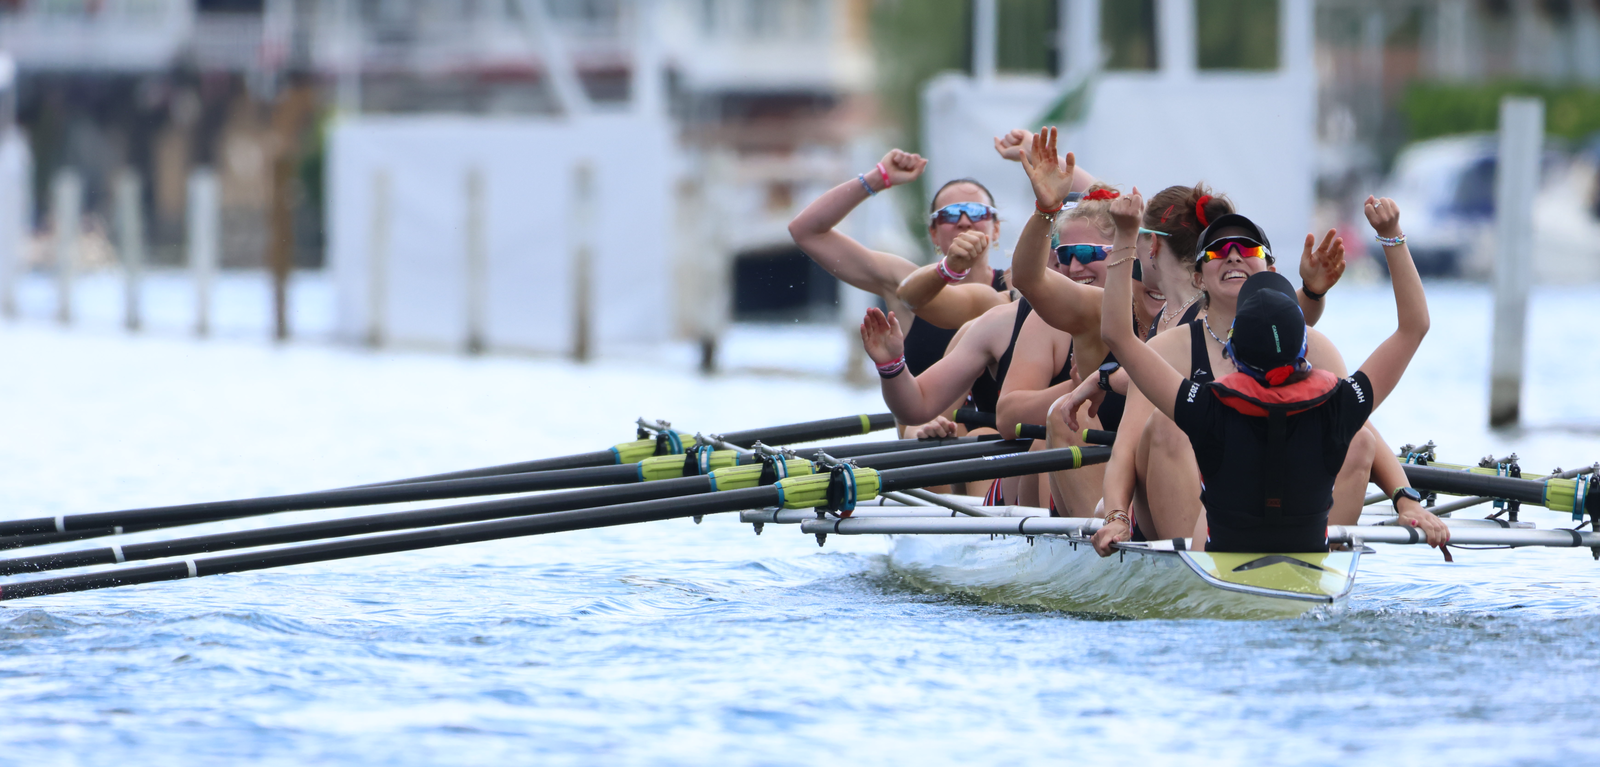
[4,284,1600,765]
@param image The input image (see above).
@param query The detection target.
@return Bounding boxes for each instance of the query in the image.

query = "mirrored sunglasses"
[1198,237,1271,264]
[929,202,998,225]
[1055,243,1111,265]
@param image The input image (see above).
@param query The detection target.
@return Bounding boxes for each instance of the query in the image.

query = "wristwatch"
[1391,487,1423,506]
[1097,361,1120,392]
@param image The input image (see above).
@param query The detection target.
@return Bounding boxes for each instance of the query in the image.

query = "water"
[2,280,1600,765]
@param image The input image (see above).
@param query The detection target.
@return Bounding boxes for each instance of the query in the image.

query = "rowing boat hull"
[885,534,1361,620]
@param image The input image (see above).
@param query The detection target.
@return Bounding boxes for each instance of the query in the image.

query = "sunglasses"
[1198,237,1271,264]
[929,202,998,225]
[1055,243,1111,265]
[1138,227,1169,238]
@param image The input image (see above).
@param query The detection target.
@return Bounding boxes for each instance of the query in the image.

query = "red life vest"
[1209,368,1341,418]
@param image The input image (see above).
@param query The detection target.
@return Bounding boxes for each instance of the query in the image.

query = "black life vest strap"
[1263,409,1287,523]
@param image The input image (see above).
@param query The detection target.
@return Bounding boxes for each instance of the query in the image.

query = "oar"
[0,434,998,543]
[0,445,1108,601]
[1403,464,1598,520]
[364,413,896,486]
[1329,525,1600,549]
[949,408,1048,440]
[0,439,1038,576]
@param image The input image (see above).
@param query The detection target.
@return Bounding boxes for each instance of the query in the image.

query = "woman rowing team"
[789,127,1451,555]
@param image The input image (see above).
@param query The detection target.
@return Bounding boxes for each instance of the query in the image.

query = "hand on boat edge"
[1092,517,1131,557]
[1395,499,1451,548]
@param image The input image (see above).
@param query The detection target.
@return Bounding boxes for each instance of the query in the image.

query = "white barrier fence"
[326,114,675,356]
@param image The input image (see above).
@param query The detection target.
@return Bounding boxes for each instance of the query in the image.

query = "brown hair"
[1140,183,1234,272]
[1058,182,1119,241]
[929,178,996,213]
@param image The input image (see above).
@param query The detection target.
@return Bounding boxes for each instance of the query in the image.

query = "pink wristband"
[935,257,970,285]
[875,354,907,378]
[876,162,892,189]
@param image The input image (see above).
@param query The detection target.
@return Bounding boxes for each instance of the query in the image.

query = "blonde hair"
[1055,182,1118,241]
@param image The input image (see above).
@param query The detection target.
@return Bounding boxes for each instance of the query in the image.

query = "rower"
[996,183,1128,515]
[1091,192,1449,554]
[856,219,1088,507]
[787,150,1011,381]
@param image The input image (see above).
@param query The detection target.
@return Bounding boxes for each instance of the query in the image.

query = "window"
[997,0,1058,75]
[1196,0,1279,70]
[1101,0,1157,71]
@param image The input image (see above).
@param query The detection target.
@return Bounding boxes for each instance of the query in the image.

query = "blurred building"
[1316,0,1600,279]
[0,0,880,352]
[4,0,1598,350]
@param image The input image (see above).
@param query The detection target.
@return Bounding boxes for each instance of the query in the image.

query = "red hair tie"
[1083,189,1120,202]
[1264,365,1294,386]
[1195,195,1213,228]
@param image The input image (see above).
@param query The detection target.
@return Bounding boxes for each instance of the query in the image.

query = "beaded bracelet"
[876,162,892,189]
[1374,233,1406,247]
[857,174,877,197]
[935,257,970,285]
[1103,509,1131,528]
[1105,254,1138,269]
[876,354,907,378]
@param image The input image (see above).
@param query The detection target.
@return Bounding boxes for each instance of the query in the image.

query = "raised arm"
[860,308,987,425]
[1296,228,1347,326]
[1100,189,1184,423]
[788,149,928,297]
[1012,127,1105,336]
[896,230,1009,329]
[994,129,1101,190]
[1353,196,1430,410]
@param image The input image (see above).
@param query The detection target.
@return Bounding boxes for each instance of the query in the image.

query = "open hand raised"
[993,129,1035,163]
[1299,229,1347,297]
[1018,127,1076,208]
[858,307,906,365]
[1363,196,1402,239]
[879,149,928,188]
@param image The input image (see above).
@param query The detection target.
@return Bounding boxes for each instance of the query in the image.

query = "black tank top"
[1190,319,1216,384]
[1148,301,1203,340]
[970,296,1030,413]
[902,268,1008,376]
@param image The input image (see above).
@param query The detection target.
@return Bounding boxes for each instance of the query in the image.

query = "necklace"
[1159,291,1202,327]
[1202,316,1227,346]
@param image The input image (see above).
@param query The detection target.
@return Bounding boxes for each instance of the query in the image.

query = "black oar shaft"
[0,465,643,538]
[359,450,621,487]
[0,440,1034,577]
[718,413,896,447]
[950,409,1047,440]
[0,436,997,543]
[0,477,716,576]
[366,412,897,487]
[0,443,1076,601]
[1404,464,1548,506]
